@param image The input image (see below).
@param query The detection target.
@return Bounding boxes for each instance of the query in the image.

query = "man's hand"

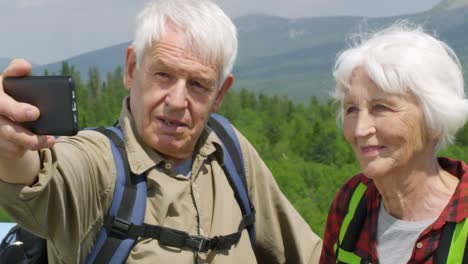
[0,59,55,185]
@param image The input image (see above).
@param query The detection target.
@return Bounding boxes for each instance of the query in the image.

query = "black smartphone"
[3,76,79,136]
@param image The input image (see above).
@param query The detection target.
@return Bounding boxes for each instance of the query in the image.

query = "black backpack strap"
[434,222,456,263]
[434,219,468,264]
[100,217,251,253]
[85,126,147,264]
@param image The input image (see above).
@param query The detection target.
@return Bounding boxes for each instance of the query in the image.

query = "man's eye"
[189,81,209,93]
[155,72,170,79]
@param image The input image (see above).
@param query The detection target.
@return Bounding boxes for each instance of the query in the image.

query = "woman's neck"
[374,158,459,222]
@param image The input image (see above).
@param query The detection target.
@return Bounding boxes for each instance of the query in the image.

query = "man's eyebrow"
[147,57,217,85]
[193,76,216,87]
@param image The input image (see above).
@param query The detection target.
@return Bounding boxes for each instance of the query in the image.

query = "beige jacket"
[0,99,322,263]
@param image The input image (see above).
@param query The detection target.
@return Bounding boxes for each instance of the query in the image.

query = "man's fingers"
[2,59,32,77]
[0,117,55,152]
[0,59,37,122]
[0,95,40,122]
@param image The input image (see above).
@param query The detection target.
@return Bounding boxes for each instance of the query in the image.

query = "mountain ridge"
[16,1,468,102]
[434,0,468,10]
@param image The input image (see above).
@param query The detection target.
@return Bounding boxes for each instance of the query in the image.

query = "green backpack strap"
[434,219,468,263]
[336,182,369,264]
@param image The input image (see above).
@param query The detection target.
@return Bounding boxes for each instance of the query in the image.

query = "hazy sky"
[0,0,442,64]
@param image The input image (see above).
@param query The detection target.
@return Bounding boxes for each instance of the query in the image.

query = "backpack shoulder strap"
[207,113,255,244]
[434,219,468,264]
[85,126,147,264]
[336,182,368,263]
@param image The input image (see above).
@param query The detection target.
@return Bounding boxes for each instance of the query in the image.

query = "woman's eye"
[374,104,390,111]
[345,106,359,114]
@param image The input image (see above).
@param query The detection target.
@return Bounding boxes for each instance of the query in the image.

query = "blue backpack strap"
[208,113,256,244]
[85,126,147,264]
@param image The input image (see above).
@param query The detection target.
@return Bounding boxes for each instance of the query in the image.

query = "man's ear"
[124,46,137,91]
[212,74,234,112]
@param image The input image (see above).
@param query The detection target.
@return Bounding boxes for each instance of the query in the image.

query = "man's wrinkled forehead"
[154,21,220,66]
[142,40,219,76]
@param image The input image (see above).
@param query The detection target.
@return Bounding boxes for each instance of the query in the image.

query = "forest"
[1,62,468,238]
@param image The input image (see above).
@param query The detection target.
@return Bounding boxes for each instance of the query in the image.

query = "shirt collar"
[434,157,468,227]
[194,124,225,164]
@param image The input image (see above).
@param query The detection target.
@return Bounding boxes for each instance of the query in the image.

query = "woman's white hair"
[333,21,468,150]
[132,0,238,88]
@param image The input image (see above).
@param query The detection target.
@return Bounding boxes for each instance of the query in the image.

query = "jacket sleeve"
[235,129,322,264]
[0,131,116,262]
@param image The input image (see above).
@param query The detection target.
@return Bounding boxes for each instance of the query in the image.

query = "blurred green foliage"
[2,62,468,239]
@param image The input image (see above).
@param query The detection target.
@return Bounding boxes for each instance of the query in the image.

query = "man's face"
[124,25,232,162]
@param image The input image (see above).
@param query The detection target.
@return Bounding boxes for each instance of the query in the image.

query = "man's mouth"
[158,117,187,128]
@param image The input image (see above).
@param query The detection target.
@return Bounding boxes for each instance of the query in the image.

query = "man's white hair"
[132,0,238,88]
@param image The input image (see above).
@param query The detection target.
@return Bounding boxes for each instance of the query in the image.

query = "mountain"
[433,0,468,10]
[33,43,129,78]
[32,0,468,102]
[1,58,39,74]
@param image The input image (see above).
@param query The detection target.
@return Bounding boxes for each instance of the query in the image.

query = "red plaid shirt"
[320,158,468,263]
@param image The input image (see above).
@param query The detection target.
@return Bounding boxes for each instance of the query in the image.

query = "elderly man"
[0,0,322,263]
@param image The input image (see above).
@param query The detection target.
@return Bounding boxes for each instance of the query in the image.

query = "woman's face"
[342,67,432,179]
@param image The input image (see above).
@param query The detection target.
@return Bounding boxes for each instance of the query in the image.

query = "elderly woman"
[320,24,468,263]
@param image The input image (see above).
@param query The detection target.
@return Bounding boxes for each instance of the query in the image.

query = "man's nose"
[165,80,188,109]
